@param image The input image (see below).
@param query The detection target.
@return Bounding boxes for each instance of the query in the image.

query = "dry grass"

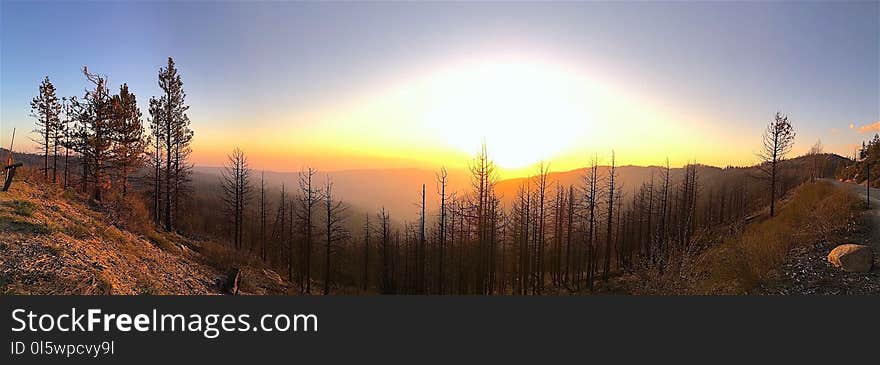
[0,179,223,295]
[695,182,862,294]
[194,239,262,271]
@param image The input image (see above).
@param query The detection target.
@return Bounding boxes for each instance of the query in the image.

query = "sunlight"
[419,60,596,169]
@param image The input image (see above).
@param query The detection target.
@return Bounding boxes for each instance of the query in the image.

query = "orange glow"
[190,56,760,178]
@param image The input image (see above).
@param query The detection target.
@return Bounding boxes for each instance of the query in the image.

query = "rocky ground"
[756,210,880,295]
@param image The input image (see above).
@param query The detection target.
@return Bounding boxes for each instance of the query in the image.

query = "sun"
[419,60,596,170]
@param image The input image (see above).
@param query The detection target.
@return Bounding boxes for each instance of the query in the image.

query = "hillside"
[0,177,294,295]
[494,153,849,204]
[186,153,850,223]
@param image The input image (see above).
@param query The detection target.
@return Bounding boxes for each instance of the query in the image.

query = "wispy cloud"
[856,121,880,134]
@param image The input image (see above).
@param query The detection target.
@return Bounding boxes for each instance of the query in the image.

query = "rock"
[827,244,873,273]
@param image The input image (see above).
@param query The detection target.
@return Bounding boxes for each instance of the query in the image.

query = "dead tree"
[582,156,600,291]
[259,171,268,260]
[220,147,251,250]
[296,167,324,294]
[603,152,616,281]
[362,213,371,292]
[657,159,671,272]
[272,184,289,279]
[564,184,574,286]
[514,181,531,294]
[758,111,795,217]
[436,167,448,294]
[552,182,564,286]
[418,184,426,293]
[469,142,497,294]
[322,177,348,295]
[3,129,21,192]
[808,139,825,183]
[377,207,393,294]
[533,162,550,293]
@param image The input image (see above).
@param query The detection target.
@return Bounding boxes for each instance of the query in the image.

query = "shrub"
[145,230,178,252]
[696,182,862,294]
[9,200,36,217]
[0,215,54,234]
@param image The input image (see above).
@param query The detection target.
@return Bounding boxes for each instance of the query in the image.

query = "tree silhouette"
[109,83,146,197]
[532,162,549,293]
[807,139,824,183]
[220,147,251,250]
[322,177,348,295]
[296,167,324,294]
[259,171,269,261]
[362,213,371,292]
[758,112,796,217]
[59,96,77,188]
[30,76,62,181]
[582,156,600,291]
[156,57,193,232]
[603,152,616,281]
[146,96,165,225]
[435,167,448,294]
[73,67,114,201]
[377,207,393,294]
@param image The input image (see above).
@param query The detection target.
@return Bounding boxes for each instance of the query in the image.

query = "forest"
[14,58,862,295]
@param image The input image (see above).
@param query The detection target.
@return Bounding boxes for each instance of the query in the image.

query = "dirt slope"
[0,179,291,295]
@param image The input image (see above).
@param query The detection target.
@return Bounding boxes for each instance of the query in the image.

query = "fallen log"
[2,162,23,192]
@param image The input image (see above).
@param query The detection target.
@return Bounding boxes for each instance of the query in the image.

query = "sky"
[2,1,878,178]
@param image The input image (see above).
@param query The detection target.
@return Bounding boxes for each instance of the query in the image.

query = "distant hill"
[192,166,473,222]
[0,147,49,168]
[492,153,849,208]
[5,147,849,222]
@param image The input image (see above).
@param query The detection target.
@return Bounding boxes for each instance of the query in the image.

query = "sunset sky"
[2,1,878,178]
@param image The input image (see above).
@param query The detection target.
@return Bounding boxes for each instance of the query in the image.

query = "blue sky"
[1,1,878,170]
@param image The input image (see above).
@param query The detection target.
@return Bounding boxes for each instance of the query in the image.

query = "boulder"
[827,244,874,273]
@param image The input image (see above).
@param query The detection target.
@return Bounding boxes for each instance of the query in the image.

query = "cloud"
[857,121,880,134]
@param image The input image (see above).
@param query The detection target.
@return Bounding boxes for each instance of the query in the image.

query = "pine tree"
[146,97,165,225]
[30,76,62,181]
[156,57,193,231]
[109,83,146,196]
[59,96,77,188]
[73,67,114,201]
